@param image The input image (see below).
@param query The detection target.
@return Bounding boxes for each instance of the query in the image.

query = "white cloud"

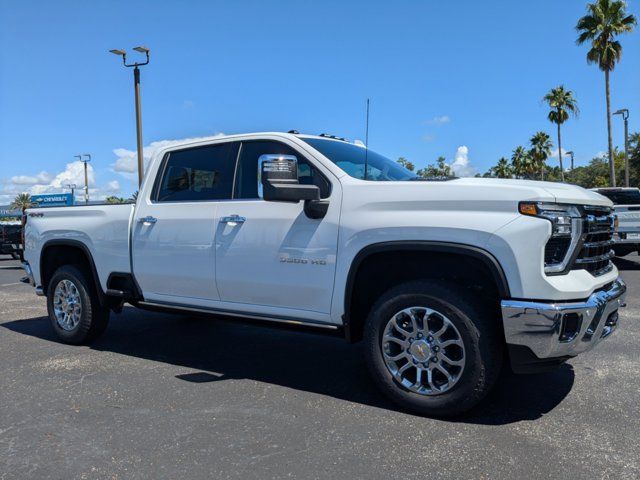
[106,180,120,191]
[10,171,52,185]
[449,145,476,177]
[426,115,451,126]
[1,161,121,203]
[353,139,366,147]
[550,148,569,158]
[49,161,96,190]
[422,134,435,142]
[111,134,225,180]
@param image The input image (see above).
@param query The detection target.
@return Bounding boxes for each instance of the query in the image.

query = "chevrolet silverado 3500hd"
[22,132,626,416]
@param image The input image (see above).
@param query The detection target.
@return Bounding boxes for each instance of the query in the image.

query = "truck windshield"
[301,137,417,181]
[598,189,640,205]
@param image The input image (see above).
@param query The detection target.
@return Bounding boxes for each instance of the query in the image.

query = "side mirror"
[260,154,320,202]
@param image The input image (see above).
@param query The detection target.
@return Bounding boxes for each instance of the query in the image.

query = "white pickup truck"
[22,132,626,416]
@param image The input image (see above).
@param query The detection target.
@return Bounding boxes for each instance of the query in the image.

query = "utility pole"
[613,109,630,188]
[75,154,91,203]
[364,98,370,180]
[65,183,77,204]
[566,151,575,182]
[110,46,150,186]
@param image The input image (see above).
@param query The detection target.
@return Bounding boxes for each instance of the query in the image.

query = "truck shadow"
[612,256,640,271]
[2,308,574,425]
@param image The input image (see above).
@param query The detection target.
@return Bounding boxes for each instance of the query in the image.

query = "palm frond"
[576,0,635,72]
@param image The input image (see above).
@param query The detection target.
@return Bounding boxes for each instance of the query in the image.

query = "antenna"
[364,98,370,180]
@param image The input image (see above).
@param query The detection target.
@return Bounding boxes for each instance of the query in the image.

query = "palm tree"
[511,146,531,179]
[492,157,513,178]
[10,193,35,246]
[543,86,579,182]
[130,190,139,202]
[397,157,415,171]
[576,0,637,186]
[530,132,553,181]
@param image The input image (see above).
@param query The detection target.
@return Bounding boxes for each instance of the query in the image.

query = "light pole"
[65,183,77,203]
[109,46,150,187]
[566,151,575,173]
[75,154,91,203]
[613,109,630,188]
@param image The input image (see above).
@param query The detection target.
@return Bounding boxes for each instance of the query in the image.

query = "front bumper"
[501,278,626,373]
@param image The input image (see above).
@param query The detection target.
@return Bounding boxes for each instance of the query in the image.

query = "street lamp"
[110,46,150,186]
[65,183,77,203]
[613,109,630,188]
[75,154,91,203]
[566,151,575,171]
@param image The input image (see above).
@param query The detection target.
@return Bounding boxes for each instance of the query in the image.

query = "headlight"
[519,202,583,274]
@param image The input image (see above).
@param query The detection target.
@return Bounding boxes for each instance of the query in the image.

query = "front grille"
[572,206,614,276]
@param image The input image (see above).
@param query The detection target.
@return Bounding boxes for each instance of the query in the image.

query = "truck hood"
[450,177,613,207]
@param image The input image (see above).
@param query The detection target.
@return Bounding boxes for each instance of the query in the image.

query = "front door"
[132,141,239,304]
[214,140,340,318]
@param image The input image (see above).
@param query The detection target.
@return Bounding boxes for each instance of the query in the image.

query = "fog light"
[605,311,619,327]
[560,313,582,342]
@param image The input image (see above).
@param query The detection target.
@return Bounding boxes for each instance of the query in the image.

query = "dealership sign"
[0,206,21,217]
[31,193,74,207]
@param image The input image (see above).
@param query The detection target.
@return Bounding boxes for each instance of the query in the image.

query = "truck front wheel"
[364,280,502,417]
[46,265,110,344]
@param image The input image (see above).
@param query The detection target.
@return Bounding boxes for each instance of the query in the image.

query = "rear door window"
[155,142,239,202]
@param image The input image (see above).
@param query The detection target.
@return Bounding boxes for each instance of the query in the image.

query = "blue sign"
[31,193,74,207]
[0,205,21,217]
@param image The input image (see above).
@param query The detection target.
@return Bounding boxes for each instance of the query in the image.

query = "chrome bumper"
[501,278,626,360]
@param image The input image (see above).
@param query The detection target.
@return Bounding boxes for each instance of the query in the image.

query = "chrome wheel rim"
[53,279,82,331]
[381,306,466,395]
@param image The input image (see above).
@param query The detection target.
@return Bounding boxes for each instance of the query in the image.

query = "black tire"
[364,280,503,417]
[46,265,110,344]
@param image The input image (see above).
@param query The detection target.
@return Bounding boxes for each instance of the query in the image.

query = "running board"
[136,300,341,334]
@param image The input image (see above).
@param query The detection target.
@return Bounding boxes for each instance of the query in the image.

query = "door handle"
[220,215,246,226]
[139,216,157,225]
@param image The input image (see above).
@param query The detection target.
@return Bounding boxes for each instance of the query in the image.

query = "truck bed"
[23,203,135,292]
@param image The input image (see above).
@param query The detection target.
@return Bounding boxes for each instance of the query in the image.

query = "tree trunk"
[557,119,564,182]
[605,69,616,187]
[20,209,26,249]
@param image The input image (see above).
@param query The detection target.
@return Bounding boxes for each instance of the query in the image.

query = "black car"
[0,223,22,259]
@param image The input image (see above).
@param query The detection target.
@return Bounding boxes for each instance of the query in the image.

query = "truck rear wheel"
[46,265,110,344]
[364,280,502,417]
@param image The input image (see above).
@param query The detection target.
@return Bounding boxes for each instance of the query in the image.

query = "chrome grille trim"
[571,206,615,277]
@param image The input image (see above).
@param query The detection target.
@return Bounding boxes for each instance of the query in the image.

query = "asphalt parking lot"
[1,255,639,480]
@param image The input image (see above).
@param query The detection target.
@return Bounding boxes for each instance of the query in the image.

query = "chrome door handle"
[139,216,157,225]
[220,215,246,225]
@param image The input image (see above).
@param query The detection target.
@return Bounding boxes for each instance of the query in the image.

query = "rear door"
[132,141,239,304]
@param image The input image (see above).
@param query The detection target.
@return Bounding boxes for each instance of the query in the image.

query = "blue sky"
[1,0,639,201]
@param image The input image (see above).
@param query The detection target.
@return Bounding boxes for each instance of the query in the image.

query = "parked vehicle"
[592,187,640,257]
[0,223,22,259]
[22,132,626,416]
